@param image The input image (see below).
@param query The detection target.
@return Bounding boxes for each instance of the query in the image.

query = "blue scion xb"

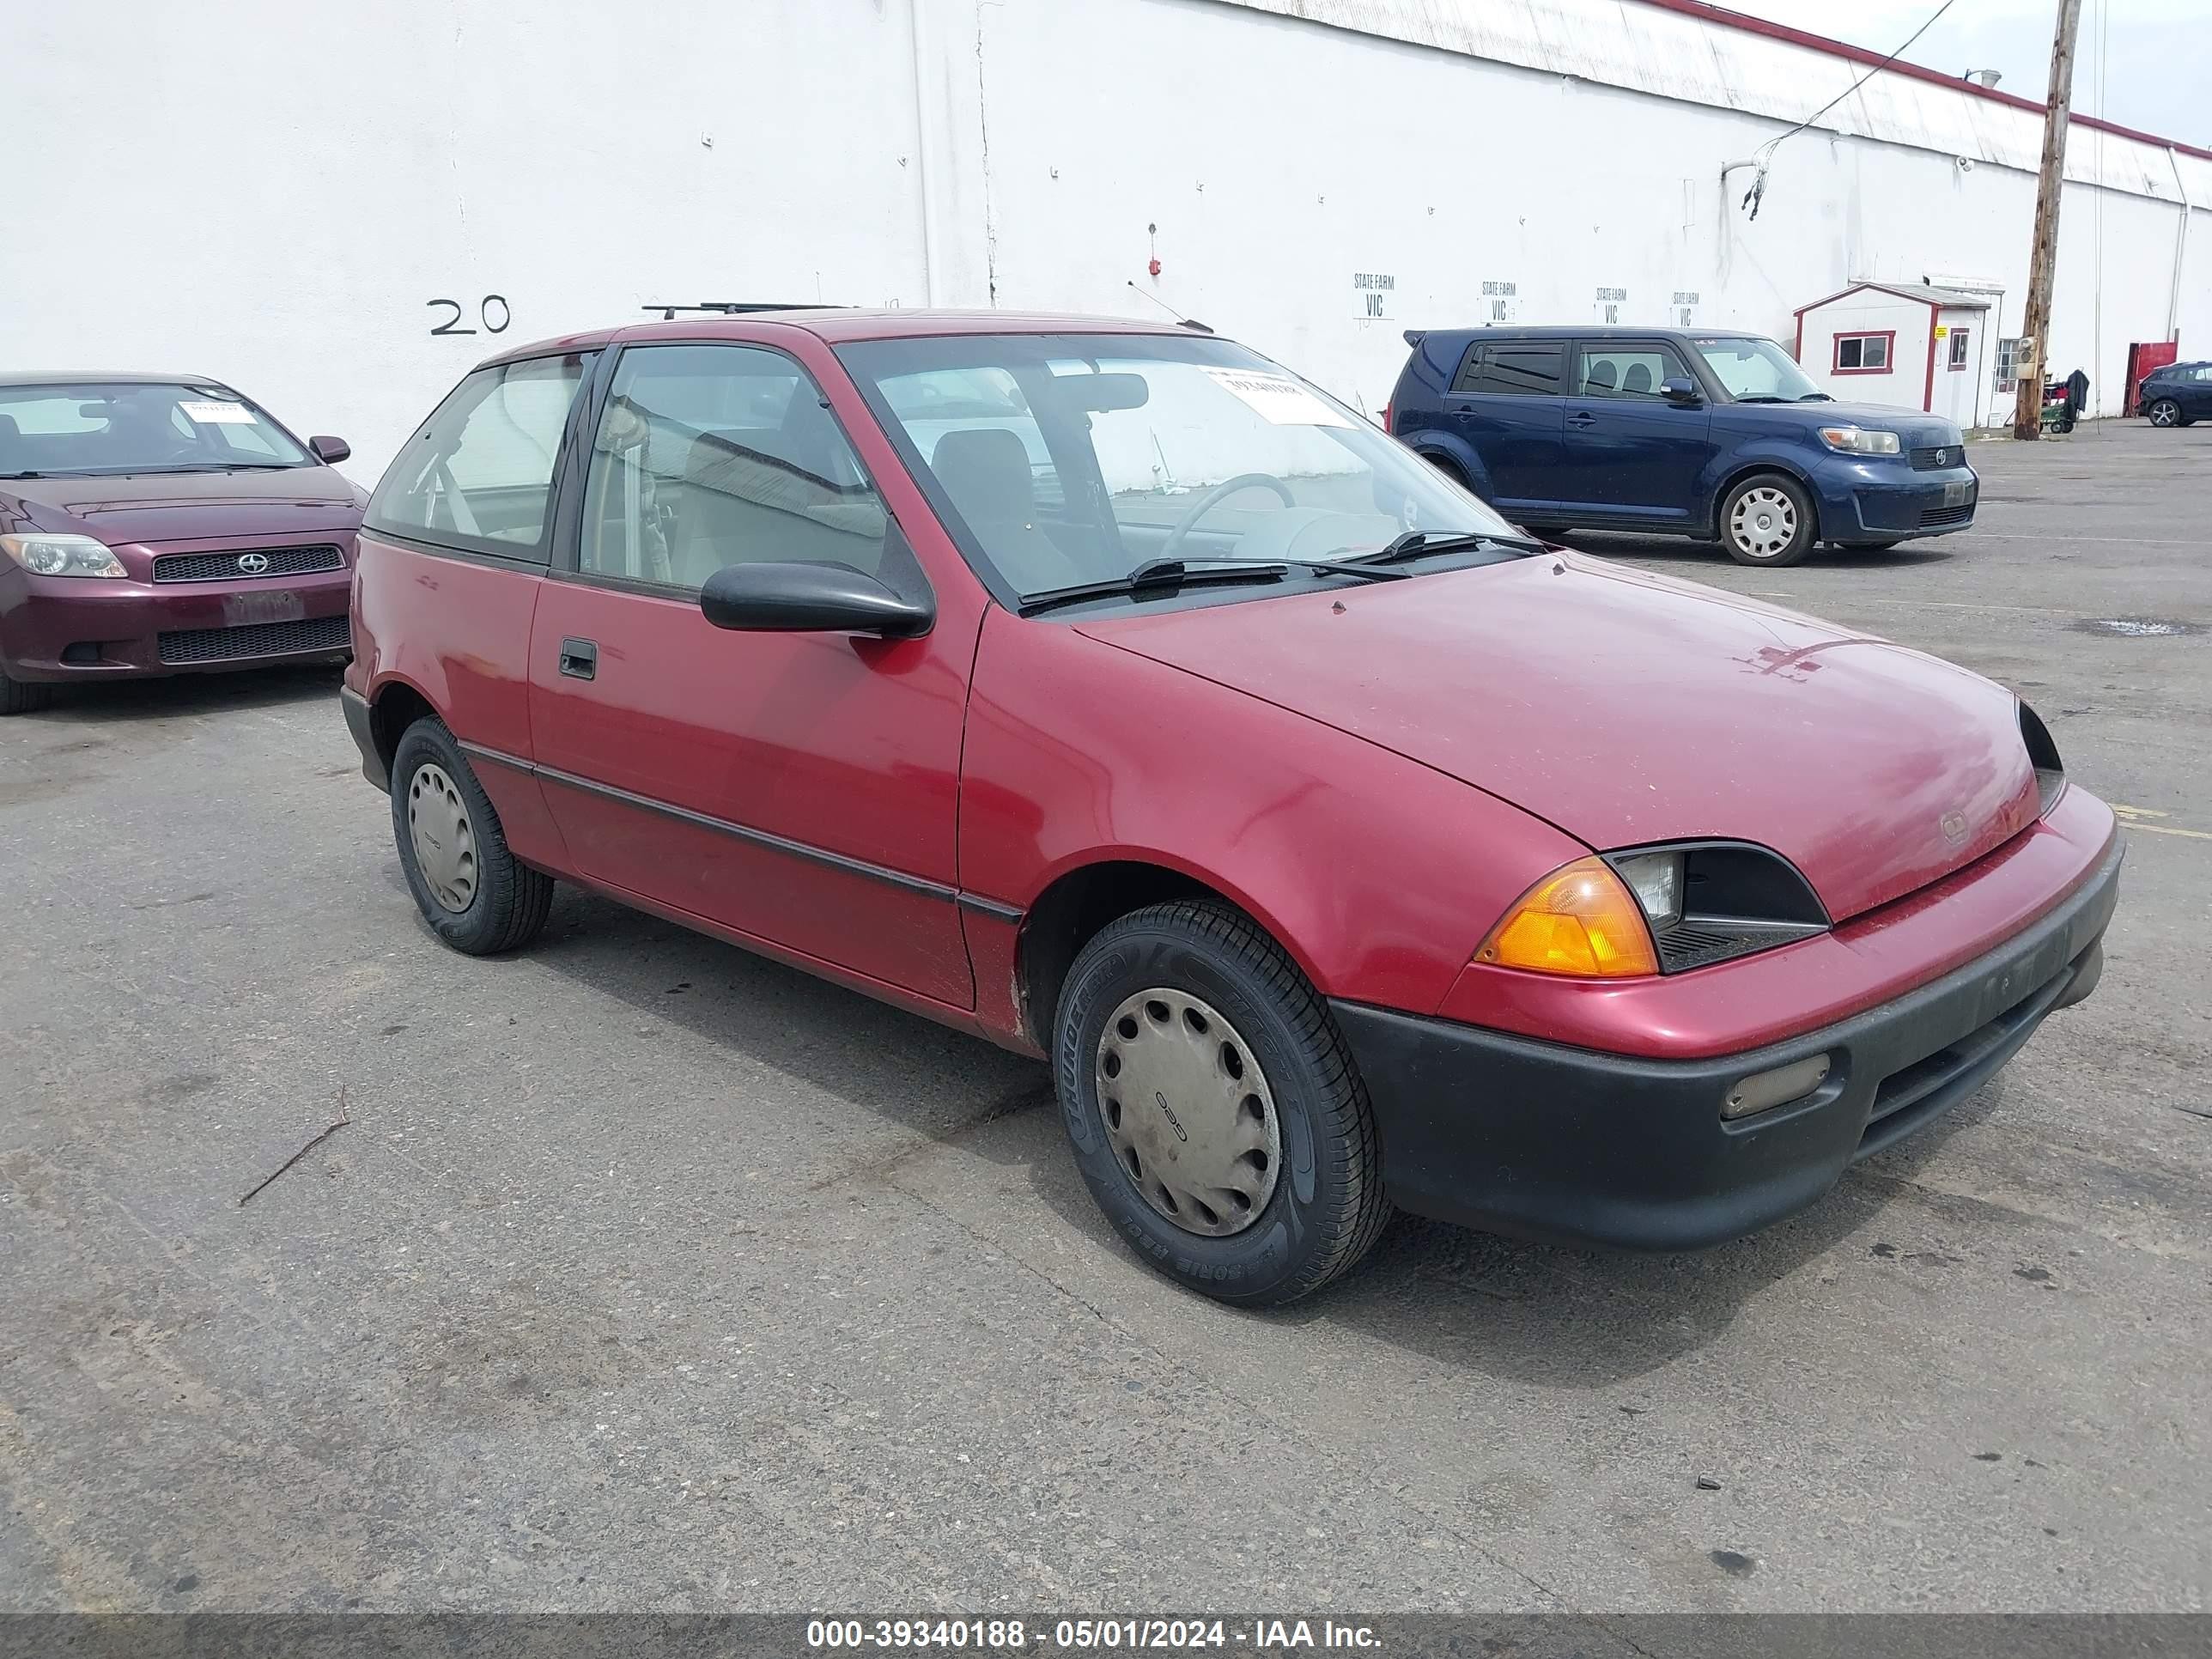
[1384,327,1979,568]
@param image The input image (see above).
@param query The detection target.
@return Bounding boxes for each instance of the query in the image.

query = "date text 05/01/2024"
[805,1619,1382,1650]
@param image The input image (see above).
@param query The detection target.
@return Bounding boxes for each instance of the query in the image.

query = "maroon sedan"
[0,374,362,713]
[342,313,2120,1304]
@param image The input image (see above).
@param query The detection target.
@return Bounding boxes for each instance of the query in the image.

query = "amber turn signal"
[1476,856,1661,978]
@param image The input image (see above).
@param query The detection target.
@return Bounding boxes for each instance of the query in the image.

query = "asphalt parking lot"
[2,422,2207,1618]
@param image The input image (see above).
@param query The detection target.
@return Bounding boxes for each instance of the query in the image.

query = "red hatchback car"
[343,312,2120,1304]
[0,374,362,712]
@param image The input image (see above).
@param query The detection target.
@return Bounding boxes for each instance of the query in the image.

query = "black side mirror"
[699,562,933,638]
[309,434,351,464]
[1659,378,1704,407]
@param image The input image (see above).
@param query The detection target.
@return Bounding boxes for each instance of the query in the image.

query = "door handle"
[1567,410,1598,428]
[558,637,599,680]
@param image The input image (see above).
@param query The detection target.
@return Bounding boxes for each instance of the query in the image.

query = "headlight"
[1816,425,1902,456]
[1475,856,1659,979]
[0,533,127,579]
[1611,850,1684,927]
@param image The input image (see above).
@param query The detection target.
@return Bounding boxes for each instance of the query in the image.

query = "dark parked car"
[2139,361,2211,428]
[0,374,362,714]
[1385,327,1978,567]
[343,310,2117,1305]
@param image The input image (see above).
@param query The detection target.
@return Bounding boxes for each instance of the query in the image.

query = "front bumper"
[1334,831,2122,1251]
[1812,461,1979,541]
[0,568,352,680]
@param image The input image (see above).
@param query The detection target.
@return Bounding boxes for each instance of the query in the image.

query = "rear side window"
[1572,343,1691,399]
[1452,344,1565,397]
[578,343,887,592]
[366,355,592,562]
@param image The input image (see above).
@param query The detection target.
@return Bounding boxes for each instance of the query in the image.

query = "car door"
[1440,341,1568,514]
[2188,365,2212,419]
[1557,340,1717,525]
[526,339,975,1008]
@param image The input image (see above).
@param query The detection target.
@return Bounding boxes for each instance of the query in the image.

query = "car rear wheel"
[0,667,53,716]
[390,717,553,955]
[1719,473,1817,567]
[1053,899,1390,1305]
[2146,398,2185,428]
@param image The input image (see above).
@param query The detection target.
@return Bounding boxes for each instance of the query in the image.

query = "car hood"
[1075,554,2041,922]
[1730,400,1963,447]
[3,465,363,543]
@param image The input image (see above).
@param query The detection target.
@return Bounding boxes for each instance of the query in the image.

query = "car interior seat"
[1623,363,1654,395]
[928,428,1083,592]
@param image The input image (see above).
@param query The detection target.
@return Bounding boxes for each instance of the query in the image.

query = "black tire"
[1421,453,1469,489]
[1717,471,1818,568]
[390,717,553,955]
[1053,899,1390,1305]
[0,667,53,715]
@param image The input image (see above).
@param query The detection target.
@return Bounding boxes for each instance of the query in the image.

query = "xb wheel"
[1720,472,1817,567]
[2146,398,2183,428]
[390,717,553,954]
[1054,900,1389,1304]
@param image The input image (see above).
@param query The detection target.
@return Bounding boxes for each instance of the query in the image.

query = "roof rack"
[641,302,842,320]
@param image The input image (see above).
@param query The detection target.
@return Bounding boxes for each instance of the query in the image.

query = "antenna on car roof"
[640,302,845,320]
[1124,282,1213,334]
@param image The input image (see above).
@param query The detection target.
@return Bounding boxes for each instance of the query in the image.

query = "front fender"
[960,610,1589,1025]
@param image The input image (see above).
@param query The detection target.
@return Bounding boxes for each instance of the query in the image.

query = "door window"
[366,355,591,561]
[578,344,887,592]
[1948,329,1972,369]
[1571,344,1690,399]
[1453,344,1565,397]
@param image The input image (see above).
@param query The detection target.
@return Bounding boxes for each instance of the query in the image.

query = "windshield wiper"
[1796,392,1835,402]
[1358,528,1547,564]
[173,461,300,471]
[1732,393,1790,404]
[1018,555,1406,617]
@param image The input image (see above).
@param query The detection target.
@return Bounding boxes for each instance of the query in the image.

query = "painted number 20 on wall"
[427,295,513,337]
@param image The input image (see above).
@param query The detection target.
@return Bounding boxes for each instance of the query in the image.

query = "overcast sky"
[1718,0,2209,147]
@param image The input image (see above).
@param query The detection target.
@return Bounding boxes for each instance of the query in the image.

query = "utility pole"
[2013,0,2085,439]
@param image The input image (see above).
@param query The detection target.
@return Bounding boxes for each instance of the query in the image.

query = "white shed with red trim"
[1793,283,1995,430]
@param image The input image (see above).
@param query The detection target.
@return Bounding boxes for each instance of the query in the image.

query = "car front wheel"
[1720,473,1818,567]
[0,666,53,716]
[2146,398,2184,428]
[390,717,553,954]
[1053,900,1390,1304]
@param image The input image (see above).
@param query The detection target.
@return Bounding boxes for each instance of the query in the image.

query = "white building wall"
[3,0,2205,481]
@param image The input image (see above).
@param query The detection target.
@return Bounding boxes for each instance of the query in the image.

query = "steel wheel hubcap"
[1095,988,1281,1237]
[407,762,479,913]
[1729,487,1796,557]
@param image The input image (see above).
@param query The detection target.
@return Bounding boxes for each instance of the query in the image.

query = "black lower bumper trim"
[340,685,387,792]
[1334,834,2123,1251]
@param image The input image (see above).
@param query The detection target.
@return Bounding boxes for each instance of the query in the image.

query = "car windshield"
[836,332,1522,605]
[1693,337,1829,403]
[0,381,313,477]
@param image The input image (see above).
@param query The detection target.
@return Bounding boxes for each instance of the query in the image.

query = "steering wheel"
[1158,472,1296,561]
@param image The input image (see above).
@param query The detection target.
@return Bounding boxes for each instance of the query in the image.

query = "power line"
[1729,0,1962,219]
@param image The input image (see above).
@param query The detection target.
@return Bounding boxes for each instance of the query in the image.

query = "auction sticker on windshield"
[1203,369,1351,428]
[179,400,257,424]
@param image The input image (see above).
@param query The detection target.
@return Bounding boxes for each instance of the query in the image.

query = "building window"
[1832,331,1894,374]
[1994,337,2024,391]
[1948,329,1972,370]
